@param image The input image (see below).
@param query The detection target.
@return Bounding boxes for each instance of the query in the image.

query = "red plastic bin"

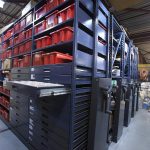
[59,27,73,42]
[35,20,46,34]
[46,10,58,29]
[26,12,33,25]
[47,0,59,11]
[14,47,19,55]
[14,36,19,44]
[14,23,20,33]
[20,18,26,29]
[49,52,73,64]
[35,36,52,49]
[43,53,50,65]
[9,38,13,47]
[23,54,31,67]
[51,30,60,44]
[18,59,24,67]
[51,27,73,44]
[36,4,47,19]
[25,41,32,52]
[25,28,32,39]
[13,58,18,68]
[19,44,25,54]
[19,32,25,43]
[3,42,8,50]
[58,4,74,23]
[33,52,43,66]
[6,50,11,58]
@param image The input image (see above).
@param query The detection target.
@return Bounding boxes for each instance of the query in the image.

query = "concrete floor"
[0,109,149,150]
[109,109,150,150]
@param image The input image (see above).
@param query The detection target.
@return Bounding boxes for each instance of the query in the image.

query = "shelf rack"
[0,0,111,150]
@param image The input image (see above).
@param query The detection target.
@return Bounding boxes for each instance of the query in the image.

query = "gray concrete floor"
[0,120,28,150]
[0,109,149,150]
[109,109,150,150]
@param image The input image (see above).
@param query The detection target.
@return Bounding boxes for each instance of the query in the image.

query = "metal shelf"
[34,18,74,39]
[34,0,73,25]
[33,40,73,53]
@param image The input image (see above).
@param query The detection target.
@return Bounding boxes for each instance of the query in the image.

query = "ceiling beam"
[0,10,18,19]
[126,8,150,13]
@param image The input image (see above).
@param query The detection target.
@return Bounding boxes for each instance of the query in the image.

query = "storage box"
[49,52,72,64]
[19,44,25,54]
[46,10,58,28]
[18,59,24,67]
[14,23,20,33]
[14,36,19,45]
[26,12,33,25]
[51,27,73,44]
[23,54,31,67]
[35,36,51,49]
[58,4,74,23]
[59,27,73,42]
[13,58,18,68]
[20,18,26,29]
[51,30,59,44]
[35,4,47,19]
[46,0,59,11]
[25,41,32,52]
[25,28,32,39]
[43,53,50,65]
[33,52,43,66]
[3,42,8,50]
[9,38,13,47]
[14,47,19,55]
[6,50,11,58]
[35,20,46,34]
[19,31,25,43]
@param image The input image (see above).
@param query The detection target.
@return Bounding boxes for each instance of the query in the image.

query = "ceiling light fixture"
[0,0,5,8]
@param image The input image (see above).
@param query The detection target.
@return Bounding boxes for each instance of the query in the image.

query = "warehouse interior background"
[0,0,149,150]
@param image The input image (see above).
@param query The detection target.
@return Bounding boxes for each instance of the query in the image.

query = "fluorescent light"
[0,0,5,8]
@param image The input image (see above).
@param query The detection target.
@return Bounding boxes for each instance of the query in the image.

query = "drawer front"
[11,67,30,74]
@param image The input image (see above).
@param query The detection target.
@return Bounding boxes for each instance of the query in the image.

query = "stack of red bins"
[23,54,31,67]
[25,28,32,39]
[58,4,74,23]
[33,52,44,66]
[51,27,73,45]
[35,36,52,49]
[26,12,33,25]
[43,52,73,65]
[4,28,14,41]
[35,20,46,34]
[35,4,47,20]
[46,10,58,29]
[46,0,59,10]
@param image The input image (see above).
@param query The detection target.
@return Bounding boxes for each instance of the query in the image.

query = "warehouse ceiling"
[0,0,31,29]
[109,0,150,64]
